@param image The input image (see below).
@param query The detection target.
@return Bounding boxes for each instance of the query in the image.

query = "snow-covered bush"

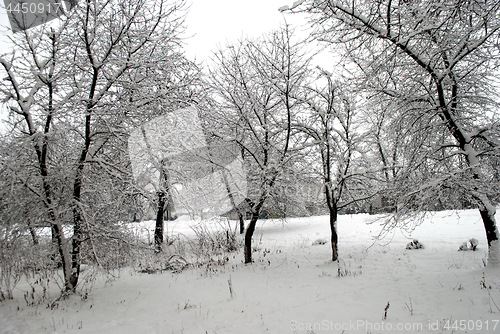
[458,238,478,251]
[79,222,138,270]
[136,252,189,275]
[406,239,424,250]
[0,238,23,300]
[337,259,362,277]
[190,220,241,259]
[0,231,57,302]
[312,238,328,246]
[132,219,241,275]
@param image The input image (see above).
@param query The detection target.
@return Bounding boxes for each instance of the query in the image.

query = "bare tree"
[0,0,192,291]
[295,69,377,261]
[209,26,310,263]
[300,0,500,264]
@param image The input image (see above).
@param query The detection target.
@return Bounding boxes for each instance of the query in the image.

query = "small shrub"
[190,220,241,261]
[406,239,424,250]
[458,238,478,251]
[137,253,189,274]
[337,259,362,277]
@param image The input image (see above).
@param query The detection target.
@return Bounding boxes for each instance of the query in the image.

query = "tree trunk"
[244,199,265,264]
[239,212,245,234]
[28,224,38,245]
[52,221,72,290]
[479,206,500,266]
[69,106,93,292]
[244,212,259,264]
[480,208,499,247]
[70,226,81,291]
[154,159,171,252]
[329,202,338,262]
[70,173,84,292]
[221,168,244,234]
[50,224,62,267]
[155,190,166,252]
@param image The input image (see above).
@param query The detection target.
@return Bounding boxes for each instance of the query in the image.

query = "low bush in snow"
[458,238,479,251]
[406,239,425,250]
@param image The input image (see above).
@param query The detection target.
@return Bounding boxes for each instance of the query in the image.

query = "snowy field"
[1,209,499,334]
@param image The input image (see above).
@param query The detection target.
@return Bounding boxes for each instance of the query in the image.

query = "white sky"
[183,0,308,61]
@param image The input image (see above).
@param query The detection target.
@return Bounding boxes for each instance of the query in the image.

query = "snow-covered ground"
[1,209,499,334]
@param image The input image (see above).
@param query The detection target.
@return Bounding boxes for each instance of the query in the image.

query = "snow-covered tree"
[299,0,500,264]
[295,69,378,261]
[0,0,194,291]
[208,26,310,263]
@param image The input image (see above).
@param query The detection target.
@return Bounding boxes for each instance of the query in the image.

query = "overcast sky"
[183,0,308,61]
